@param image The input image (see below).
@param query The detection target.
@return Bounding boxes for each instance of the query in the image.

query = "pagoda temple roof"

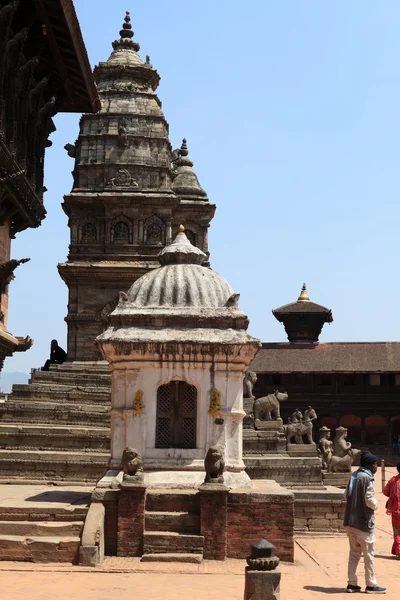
[250,342,400,373]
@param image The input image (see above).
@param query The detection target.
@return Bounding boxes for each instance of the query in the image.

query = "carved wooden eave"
[0,329,33,369]
[35,0,100,113]
[0,138,46,234]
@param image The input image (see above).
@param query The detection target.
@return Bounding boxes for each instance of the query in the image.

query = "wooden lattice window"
[156,381,197,449]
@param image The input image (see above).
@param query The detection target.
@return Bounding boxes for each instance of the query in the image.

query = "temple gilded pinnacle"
[58,12,215,361]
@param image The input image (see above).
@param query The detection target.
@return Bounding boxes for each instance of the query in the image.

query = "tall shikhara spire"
[58,11,215,361]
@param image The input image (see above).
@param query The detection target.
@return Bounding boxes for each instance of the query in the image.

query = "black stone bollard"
[244,539,281,600]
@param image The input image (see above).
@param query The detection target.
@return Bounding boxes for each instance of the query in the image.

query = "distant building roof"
[250,342,400,373]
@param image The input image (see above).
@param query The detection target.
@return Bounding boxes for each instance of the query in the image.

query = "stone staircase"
[0,363,111,484]
[0,487,90,563]
[141,490,204,563]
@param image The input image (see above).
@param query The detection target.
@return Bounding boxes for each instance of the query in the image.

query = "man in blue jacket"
[344,451,386,594]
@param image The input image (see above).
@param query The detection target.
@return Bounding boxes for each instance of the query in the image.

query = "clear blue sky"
[4,0,400,374]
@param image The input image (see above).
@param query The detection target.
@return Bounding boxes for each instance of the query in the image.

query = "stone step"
[0,534,81,563]
[30,372,111,387]
[0,520,83,536]
[11,384,111,404]
[143,531,204,554]
[141,552,203,563]
[0,449,109,483]
[146,490,200,514]
[0,423,110,452]
[46,362,109,374]
[0,401,110,426]
[145,511,200,534]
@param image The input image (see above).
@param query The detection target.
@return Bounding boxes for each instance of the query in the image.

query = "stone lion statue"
[120,447,144,481]
[333,426,352,458]
[204,445,225,484]
[253,390,289,421]
[328,448,361,473]
[243,370,257,399]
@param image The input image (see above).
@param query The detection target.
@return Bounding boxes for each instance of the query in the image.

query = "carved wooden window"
[156,381,197,449]
[114,221,130,244]
[81,223,97,243]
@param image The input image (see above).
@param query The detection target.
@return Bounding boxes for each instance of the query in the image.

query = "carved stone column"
[138,220,144,243]
[166,221,172,244]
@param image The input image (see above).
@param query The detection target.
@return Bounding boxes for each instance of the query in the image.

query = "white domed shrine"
[96,226,260,488]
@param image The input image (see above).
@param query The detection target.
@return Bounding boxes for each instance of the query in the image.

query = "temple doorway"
[155,381,197,449]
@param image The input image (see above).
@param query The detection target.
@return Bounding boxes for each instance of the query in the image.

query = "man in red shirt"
[383,461,400,558]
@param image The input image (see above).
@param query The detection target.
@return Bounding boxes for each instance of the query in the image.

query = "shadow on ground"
[25,491,90,505]
[304,586,346,595]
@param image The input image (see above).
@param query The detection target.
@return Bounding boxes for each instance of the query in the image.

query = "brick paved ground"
[1,468,399,600]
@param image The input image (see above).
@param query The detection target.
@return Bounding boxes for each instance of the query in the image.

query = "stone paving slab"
[0,484,92,509]
[0,473,399,599]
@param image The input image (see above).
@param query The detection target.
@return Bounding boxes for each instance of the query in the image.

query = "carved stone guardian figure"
[284,406,317,444]
[318,426,333,469]
[120,447,144,482]
[333,426,352,458]
[204,445,225,484]
[243,370,257,399]
[327,427,360,473]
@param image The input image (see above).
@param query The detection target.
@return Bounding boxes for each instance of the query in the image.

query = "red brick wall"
[117,485,146,557]
[199,487,228,560]
[226,492,294,562]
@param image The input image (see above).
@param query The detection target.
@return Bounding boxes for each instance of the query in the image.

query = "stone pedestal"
[244,570,281,600]
[243,429,287,454]
[117,481,146,557]
[199,483,229,560]
[255,419,283,430]
[322,471,351,489]
[287,443,318,457]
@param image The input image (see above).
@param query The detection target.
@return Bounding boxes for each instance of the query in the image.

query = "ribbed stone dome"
[128,263,233,308]
[126,229,233,308]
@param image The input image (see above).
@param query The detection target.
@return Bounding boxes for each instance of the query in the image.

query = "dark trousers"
[42,359,61,371]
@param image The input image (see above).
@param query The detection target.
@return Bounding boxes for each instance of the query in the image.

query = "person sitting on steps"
[42,339,67,371]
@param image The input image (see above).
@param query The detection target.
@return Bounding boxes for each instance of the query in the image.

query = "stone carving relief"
[243,370,257,399]
[318,426,333,469]
[81,222,97,243]
[113,221,130,243]
[120,447,144,482]
[107,168,138,188]
[284,406,317,444]
[144,215,165,245]
[111,215,132,244]
[253,390,288,422]
[118,119,129,148]
[204,445,225,484]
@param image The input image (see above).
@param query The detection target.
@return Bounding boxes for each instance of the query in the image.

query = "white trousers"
[347,531,377,587]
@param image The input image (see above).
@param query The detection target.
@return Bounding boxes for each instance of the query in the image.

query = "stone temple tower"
[58,12,215,361]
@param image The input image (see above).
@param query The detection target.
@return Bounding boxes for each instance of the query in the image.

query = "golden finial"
[297,283,310,302]
[179,224,185,233]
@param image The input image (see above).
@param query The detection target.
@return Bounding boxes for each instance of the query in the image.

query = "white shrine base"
[97,469,253,490]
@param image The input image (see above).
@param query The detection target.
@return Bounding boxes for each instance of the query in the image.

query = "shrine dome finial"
[297,283,310,302]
